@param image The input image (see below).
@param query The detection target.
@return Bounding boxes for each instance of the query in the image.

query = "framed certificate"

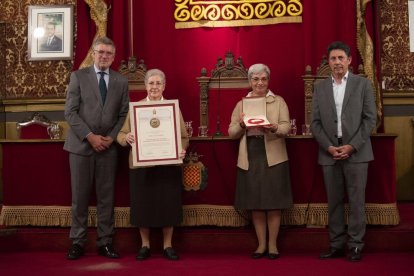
[130,100,183,167]
[242,96,270,127]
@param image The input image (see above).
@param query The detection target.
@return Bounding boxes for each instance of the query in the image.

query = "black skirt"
[234,136,293,210]
[129,165,183,227]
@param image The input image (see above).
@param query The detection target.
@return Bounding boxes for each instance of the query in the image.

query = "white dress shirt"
[332,72,348,138]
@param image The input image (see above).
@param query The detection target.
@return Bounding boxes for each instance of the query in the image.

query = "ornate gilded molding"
[175,0,303,29]
[356,0,382,130]
[79,0,109,69]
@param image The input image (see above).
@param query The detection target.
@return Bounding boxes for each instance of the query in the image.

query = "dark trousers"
[69,146,117,247]
[322,161,368,250]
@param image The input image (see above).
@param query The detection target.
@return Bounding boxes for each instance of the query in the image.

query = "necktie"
[47,38,51,46]
[98,72,107,104]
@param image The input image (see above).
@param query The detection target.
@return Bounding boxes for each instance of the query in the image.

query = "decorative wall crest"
[175,0,303,29]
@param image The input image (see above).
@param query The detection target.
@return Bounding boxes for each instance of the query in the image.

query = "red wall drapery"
[74,0,363,129]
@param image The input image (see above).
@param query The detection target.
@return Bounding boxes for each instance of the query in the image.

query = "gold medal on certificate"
[150,109,160,128]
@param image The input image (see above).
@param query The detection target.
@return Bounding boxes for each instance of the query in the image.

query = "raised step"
[1,203,413,254]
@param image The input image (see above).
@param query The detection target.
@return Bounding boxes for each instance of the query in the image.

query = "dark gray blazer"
[310,72,377,165]
[64,66,129,156]
[40,36,63,52]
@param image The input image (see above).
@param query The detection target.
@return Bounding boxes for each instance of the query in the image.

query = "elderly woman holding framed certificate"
[228,63,293,260]
[117,69,189,261]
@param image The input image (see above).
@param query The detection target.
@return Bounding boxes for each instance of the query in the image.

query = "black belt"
[247,135,264,139]
[338,137,343,145]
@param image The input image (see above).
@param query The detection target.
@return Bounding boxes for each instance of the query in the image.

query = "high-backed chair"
[118,57,147,102]
[302,56,366,125]
[197,51,250,136]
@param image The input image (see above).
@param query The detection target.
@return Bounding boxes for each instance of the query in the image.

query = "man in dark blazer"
[64,36,129,260]
[311,41,377,262]
[39,22,63,52]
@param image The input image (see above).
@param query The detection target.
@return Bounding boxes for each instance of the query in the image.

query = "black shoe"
[136,246,151,261]
[268,252,280,260]
[319,247,345,259]
[67,244,84,260]
[98,243,120,259]
[348,247,362,262]
[251,251,267,259]
[163,247,179,260]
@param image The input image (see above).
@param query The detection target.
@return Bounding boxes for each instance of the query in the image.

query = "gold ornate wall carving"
[380,0,414,92]
[356,0,382,129]
[79,0,109,69]
[174,0,303,29]
[0,0,75,99]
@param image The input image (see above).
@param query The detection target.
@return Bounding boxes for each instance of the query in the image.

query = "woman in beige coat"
[228,64,293,259]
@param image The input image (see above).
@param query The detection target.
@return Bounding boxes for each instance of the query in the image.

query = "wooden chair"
[302,56,366,124]
[197,51,250,136]
[118,57,147,102]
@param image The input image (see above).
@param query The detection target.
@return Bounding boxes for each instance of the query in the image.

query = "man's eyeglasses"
[94,50,114,57]
[251,77,268,82]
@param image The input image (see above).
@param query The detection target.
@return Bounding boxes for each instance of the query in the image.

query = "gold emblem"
[150,109,160,128]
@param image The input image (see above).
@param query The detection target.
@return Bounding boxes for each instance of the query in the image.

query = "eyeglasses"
[94,50,114,57]
[147,81,164,87]
[251,77,269,82]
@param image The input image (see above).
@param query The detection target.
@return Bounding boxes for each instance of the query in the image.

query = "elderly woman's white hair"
[247,64,271,80]
[145,69,166,85]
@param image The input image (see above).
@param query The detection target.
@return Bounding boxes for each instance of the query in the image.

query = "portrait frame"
[28,5,73,60]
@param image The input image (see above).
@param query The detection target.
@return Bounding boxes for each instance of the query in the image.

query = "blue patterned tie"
[98,72,107,104]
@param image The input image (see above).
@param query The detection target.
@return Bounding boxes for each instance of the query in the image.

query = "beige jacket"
[228,94,291,170]
[117,105,189,169]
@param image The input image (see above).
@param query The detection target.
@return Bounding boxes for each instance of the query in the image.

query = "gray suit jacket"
[64,66,129,156]
[310,72,377,165]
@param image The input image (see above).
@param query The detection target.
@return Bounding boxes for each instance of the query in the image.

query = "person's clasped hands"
[328,145,354,160]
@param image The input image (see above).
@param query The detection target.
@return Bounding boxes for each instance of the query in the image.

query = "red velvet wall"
[74,0,361,130]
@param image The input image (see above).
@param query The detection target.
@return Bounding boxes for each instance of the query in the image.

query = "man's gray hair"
[93,36,116,52]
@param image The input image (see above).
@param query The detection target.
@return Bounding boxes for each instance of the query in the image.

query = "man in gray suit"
[64,37,129,260]
[311,41,376,262]
[39,22,63,52]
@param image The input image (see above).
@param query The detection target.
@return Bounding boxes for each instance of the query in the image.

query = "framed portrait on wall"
[28,5,73,60]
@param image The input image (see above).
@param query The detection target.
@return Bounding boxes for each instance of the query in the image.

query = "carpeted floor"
[0,251,413,275]
[1,203,413,275]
